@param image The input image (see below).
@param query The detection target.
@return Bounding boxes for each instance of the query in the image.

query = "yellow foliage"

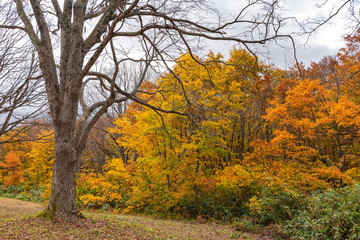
[77,162,128,208]
[216,165,255,190]
[248,196,263,217]
[25,130,54,187]
[346,167,360,182]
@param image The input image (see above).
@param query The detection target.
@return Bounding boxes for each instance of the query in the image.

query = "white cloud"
[208,0,352,66]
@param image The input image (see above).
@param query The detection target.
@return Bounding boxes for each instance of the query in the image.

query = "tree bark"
[41,124,80,220]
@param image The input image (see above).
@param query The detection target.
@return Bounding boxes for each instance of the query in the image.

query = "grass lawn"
[0,197,283,239]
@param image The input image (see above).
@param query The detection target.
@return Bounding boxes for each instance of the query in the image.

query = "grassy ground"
[0,197,283,240]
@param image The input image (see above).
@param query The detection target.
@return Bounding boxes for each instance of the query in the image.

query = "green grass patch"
[0,197,258,240]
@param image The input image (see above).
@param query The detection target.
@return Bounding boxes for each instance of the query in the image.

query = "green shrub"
[249,186,306,225]
[234,216,262,232]
[175,185,259,221]
[0,185,45,202]
[0,185,24,195]
[282,184,360,240]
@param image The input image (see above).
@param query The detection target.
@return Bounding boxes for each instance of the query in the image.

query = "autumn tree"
[0,0,353,220]
[265,76,360,182]
[103,51,284,216]
[26,130,55,188]
[0,151,23,186]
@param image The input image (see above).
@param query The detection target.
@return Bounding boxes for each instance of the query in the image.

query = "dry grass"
[0,197,280,240]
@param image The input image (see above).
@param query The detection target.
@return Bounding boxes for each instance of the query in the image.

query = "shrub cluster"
[0,185,45,202]
[248,186,306,225]
[282,184,360,240]
[233,184,360,239]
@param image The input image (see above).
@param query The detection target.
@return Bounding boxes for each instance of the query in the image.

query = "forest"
[1,28,360,239]
[1,0,360,239]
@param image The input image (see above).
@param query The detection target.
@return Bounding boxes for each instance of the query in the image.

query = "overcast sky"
[208,0,357,68]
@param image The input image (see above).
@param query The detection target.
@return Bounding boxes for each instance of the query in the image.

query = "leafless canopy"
[0,5,45,142]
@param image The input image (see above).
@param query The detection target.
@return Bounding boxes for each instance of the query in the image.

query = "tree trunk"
[41,124,80,221]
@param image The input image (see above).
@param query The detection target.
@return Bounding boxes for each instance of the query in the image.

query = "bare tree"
[0,0,353,220]
[0,10,45,143]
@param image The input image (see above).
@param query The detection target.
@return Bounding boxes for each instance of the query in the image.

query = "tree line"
[0,0,357,222]
[1,30,360,225]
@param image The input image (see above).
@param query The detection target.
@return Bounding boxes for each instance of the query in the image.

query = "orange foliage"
[0,151,23,186]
